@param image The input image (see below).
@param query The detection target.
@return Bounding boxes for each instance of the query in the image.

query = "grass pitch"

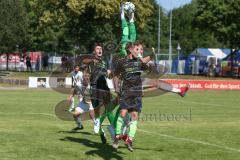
[0,89,240,160]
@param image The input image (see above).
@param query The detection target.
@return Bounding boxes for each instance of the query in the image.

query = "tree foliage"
[195,0,240,49]
[172,0,223,54]
[1,0,237,56]
[23,0,155,53]
[0,0,28,52]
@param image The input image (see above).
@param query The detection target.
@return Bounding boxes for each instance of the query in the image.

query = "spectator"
[208,64,216,77]
[42,54,49,71]
[19,54,25,72]
[26,55,32,72]
[203,65,209,76]
[215,64,221,77]
[35,56,40,71]
[61,55,68,72]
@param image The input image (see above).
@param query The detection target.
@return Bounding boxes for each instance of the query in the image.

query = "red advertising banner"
[161,79,240,90]
[0,52,42,63]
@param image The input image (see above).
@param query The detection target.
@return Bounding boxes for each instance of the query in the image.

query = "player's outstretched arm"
[129,12,136,43]
[120,4,129,57]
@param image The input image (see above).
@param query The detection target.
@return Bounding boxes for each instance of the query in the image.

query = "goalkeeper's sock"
[107,112,115,124]
[113,107,120,128]
[128,120,138,139]
[99,125,105,135]
[116,116,124,135]
[100,114,107,124]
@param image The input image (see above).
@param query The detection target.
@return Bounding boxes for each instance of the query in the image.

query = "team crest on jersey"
[134,62,139,67]
[94,61,105,68]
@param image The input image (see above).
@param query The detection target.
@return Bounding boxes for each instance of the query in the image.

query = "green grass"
[0,89,240,160]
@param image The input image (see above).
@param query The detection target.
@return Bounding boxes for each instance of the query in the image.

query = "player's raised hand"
[130,12,135,22]
[120,3,125,19]
[150,47,156,60]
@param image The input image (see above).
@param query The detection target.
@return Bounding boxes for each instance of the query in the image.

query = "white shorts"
[75,101,94,114]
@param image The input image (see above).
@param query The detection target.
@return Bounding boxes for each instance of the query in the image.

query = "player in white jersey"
[68,65,83,112]
[68,65,99,133]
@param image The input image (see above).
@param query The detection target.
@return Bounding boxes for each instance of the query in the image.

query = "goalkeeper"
[119,4,136,58]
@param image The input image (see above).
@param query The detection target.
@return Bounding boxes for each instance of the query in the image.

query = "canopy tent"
[190,48,231,60]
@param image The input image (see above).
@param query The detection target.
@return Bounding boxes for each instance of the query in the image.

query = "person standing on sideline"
[19,54,25,72]
[35,56,40,71]
[26,54,32,72]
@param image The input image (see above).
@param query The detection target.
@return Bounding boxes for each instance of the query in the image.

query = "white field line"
[0,112,56,118]
[139,129,240,153]
[0,87,27,90]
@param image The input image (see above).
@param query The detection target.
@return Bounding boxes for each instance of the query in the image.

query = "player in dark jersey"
[82,43,116,143]
[112,41,152,152]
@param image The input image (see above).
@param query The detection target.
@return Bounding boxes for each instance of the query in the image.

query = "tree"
[195,0,240,75]
[172,0,223,55]
[24,0,155,54]
[0,0,28,52]
[0,0,28,70]
[195,0,240,50]
[137,1,169,52]
[64,0,155,52]
[24,0,70,53]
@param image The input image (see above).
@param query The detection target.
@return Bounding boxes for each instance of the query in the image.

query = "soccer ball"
[124,2,135,14]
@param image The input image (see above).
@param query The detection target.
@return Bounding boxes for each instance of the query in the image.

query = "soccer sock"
[171,88,181,93]
[99,125,105,135]
[122,114,130,135]
[78,96,83,102]
[158,81,181,93]
[70,97,75,109]
[116,116,124,135]
[97,114,106,135]
[107,112,115,124]
[113,107,120,128]
[100,114,107,124]
[128,120,138,138]
[74,117,82,127]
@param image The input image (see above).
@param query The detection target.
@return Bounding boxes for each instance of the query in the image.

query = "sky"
[158,0,192,11]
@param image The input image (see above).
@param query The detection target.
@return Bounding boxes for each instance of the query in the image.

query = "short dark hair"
[74,65,80,68]
[126,42,139,54]
[136,40,144,47]
[94,43,103,49]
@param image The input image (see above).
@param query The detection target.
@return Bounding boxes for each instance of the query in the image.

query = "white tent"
[191,48,231,60]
